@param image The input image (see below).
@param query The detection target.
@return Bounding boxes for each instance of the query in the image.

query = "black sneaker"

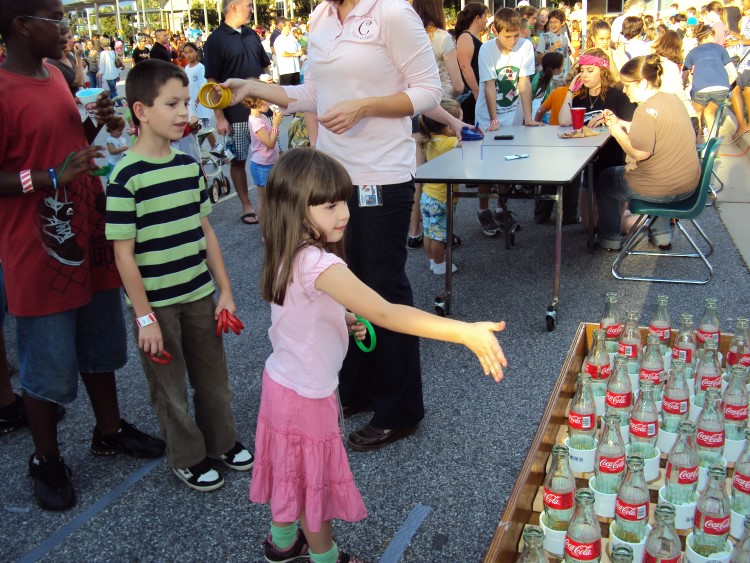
[39,197,85,266]
[0,394,66,434]
[406,234,423,249]
[337,552,368,563]
[91,419,166,458]
[173,458,224,492]
[451,234,462,250]
[28,454,76,511]
[209,441,254,471]
[262,529,310,562]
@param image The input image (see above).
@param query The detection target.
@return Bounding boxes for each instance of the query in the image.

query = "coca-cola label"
[666,462,699,484]
[598,454,626,474]
[630,418,657,438]
[601,322,623,339]
[615,497,649,521]
[697,328,720,345]
[673,346,693,364]
[606,390,633,409]
[569,410,595,430]
[640,367,663,385]
[727,350,750,367]
[585,361,611,380]
[618,342,639,358]
[644,554,680,563]
[543,487,573,510]
[696,428,725,448]
[648,325,671,341]
[662,396,689,415]
[695,508,730,535]
[564,537,601,561]
[733,471,750,494]
[699,374,722,391]
[725,403,749,422]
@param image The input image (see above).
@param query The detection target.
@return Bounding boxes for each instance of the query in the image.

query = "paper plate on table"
[558,127,601,138]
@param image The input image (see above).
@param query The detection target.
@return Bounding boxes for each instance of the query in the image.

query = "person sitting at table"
[557,49,636,230]
[595,54,700,251]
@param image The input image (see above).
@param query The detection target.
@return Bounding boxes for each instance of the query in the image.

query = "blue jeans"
[596,166,694,250]
[106,79,122,106]
[87,71,98,88]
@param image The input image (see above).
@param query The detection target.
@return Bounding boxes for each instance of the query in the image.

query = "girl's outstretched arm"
[316,264,508,381]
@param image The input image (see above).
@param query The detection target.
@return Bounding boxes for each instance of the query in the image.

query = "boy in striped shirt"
[105,59,253,492]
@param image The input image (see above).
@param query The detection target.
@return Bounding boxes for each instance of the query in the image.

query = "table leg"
[547,184,563,332]
[436,183,455,316]
[587,161,596,253]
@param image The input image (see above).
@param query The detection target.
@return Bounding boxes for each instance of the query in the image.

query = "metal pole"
[169,0,174,31]
[217,0,222,19]
[141,0,147,30]
[581,0,587,51]
[86,8,92,38]
[95,3,101,35]
[253,0,258,26]
[202,0,209,30]
[116,0,122,34]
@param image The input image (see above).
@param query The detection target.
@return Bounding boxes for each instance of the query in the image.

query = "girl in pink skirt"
[252,148,508,563]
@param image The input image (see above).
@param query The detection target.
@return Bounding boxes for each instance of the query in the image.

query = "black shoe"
[347,423,419,451]
[0,394,66,434]
[262,528,310,562]
[451,234,462,250]
[91,419,166,458]
[407,234,423,249]
[208,441,254,471]
[28,454,76,511]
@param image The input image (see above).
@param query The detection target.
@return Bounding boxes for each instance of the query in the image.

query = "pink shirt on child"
[281,0,442,185]
[265,246,348,399]
[248,114,279,165]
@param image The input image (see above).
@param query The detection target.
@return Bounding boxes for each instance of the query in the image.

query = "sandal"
[240,212,258,225]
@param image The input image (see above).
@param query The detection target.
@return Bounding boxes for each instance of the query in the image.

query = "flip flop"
[241,212,258,225]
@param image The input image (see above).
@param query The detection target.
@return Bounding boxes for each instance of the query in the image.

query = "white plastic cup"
[731,509,747,539]
[658,485,698,530]
[698,457,727,492]
[564,437,597,474]
[657,426,679,455]
[539,512,567,556]
[688,376,696,398]
[589,476,617,518]
[724,437,746,464]
[461,127,483,172]
[684,532,732,562]
[76,87,104,125]
[608,521,651,561]
[625,444,661,482]
[663,348,673,371]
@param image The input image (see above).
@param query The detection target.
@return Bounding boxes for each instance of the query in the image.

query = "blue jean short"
[250,161,274,188]
[16,289,128,404]
[692,89,730,106]
[0,264,6,329]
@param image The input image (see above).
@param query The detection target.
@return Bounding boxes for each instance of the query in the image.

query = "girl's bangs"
[307,161,353,206]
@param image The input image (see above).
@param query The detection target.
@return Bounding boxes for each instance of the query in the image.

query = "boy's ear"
[132,101,148,124]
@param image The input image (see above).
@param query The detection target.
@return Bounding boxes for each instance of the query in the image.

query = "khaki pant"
[133,295,237,468]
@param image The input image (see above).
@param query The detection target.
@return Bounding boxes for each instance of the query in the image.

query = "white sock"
[429,259,435,271]
[432,261,457,275]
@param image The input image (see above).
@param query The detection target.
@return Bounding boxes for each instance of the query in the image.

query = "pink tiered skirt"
[249,371,368,532]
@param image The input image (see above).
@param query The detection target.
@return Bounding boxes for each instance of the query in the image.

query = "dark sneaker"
[406,234,423,249]
[262,529,310,562]
[39,197,84,266]
[209,441,254,471]
[451,234,462,250]
[91,419,166,458]
[28,454,76,511]
[477,209,499,237]
[0,394,66,434]
[172,458,224,492]
[337,552,368,563]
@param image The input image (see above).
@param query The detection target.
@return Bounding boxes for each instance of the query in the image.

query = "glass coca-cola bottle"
[643,503,682,563]
[584,329,611,397]
[600,292,622,354]
[727,317,750,372]
[614,455,650,543]
[595,413,626,494]
[639,332,665,400]
[543,444,576,531]
[564,489,601,563]
[731,427,750,517]
[605,355,633,427]
[629,379,658,459]
[610,545,633,562]
[665,420,699,505]
[696,387,725,468]
[661,358,690,434]
[518,525,548,563]
[694,336,722,408]
[732,516,750,563]
[619,310,642,373]
[696,297,721,350]
[673,313,698,370]
[568,374,596,450]
[693,464,731,557]
[723,364,749,441]
[649,295,671,354]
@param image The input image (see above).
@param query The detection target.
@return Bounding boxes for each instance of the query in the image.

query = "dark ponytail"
[455,2,488,37]
[533,52,565,99]
[621,53,664,89]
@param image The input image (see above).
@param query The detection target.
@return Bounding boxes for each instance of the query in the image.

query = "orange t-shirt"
[541,85,569,126]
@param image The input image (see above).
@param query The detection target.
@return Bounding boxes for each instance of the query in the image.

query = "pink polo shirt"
[282,0,442,185]
[265,246,348,399]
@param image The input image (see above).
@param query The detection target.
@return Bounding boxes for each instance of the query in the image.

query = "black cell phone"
[494,135,514,140]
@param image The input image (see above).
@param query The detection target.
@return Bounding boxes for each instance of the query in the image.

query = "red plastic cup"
[571,107,585,130]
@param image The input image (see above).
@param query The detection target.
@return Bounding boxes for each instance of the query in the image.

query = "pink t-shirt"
[265,246,348,399]
[248,113,279,165]
[282,0,442,185]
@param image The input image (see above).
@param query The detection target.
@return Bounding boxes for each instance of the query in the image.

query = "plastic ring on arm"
[353,315,376,353]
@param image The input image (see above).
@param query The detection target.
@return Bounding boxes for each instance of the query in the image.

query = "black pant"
[338,181,424,429]
[279,72,300,86]
[534,175,582,224]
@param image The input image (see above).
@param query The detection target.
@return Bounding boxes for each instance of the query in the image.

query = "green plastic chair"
[611,136,722,284]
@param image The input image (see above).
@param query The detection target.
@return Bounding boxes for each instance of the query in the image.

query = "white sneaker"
[172,458,224,492]
[208,441,254,471]
[432,261,457,275]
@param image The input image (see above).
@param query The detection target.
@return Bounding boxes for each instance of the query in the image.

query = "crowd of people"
[0,0,749,561]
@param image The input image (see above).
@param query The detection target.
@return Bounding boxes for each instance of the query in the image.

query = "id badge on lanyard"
[357,185,383,207]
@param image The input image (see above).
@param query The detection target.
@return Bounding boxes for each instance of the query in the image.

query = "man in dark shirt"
[149,29,173,62]
[204,0,270,225]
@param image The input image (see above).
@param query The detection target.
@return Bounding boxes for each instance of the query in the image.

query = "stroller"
[196,128,234,204]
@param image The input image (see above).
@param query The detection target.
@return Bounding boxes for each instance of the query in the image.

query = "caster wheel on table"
[209,179,221,204]
[434,295,446,317]
[545,306,557,332]
[221,176,231,195]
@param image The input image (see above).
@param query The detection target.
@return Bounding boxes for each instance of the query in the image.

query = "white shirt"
[184,62,213,120]
[273,33,301,76]
[106,135,127,167]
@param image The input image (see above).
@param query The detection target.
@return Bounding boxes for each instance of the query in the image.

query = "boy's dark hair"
[126,59,188,127]
[547,9,566,23]
[0,0,49,41]
[621,16,644,39]
[493,7,522,33]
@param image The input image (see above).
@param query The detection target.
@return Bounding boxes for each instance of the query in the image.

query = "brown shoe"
[347,423,419,451]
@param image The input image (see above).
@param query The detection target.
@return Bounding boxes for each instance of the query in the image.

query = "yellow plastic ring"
[198,83,232,109]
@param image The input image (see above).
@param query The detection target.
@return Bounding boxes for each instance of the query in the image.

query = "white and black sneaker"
[209,441,254,471]
[39,197,84,266]
[173,458,224,492]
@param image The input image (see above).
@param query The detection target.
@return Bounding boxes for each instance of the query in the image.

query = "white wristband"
[136,312,157,328]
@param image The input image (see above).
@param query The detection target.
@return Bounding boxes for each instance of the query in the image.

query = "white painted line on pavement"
[378,504,432,563]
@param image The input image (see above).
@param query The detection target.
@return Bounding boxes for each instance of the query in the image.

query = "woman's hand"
[318,98,367,134]
[602,109,619,128]
[460,321,508,382]
[219,78,259,106]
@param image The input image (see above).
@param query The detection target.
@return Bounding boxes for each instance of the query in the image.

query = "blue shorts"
[420,192,451,243]
[250,161,274,188]
[692,89,730,106]
[0,264,6,329]
[16,289,128,404]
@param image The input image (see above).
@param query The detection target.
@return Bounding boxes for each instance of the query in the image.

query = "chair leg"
[686,219,714,258]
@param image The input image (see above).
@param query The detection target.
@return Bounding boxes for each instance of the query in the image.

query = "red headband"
[578,54,610,68]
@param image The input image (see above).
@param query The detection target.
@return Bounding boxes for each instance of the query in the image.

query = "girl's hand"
[55,146,105,185]
[601,109,618,128]
[524,117,544,126]
[569,73,583,93]
[139,323,164,357]
[272,110,284,127]
[461,321,508,382]
[318,99,367,134]
[345,312,367,341]
[487,121,500,132]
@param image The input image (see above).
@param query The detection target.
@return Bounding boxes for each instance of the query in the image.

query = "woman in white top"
[651,30,697,129]
[97,37,122,107]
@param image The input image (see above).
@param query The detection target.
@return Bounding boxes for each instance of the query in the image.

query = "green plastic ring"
[353,315,376,353]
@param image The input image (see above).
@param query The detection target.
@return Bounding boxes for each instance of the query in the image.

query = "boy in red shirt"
[0,0,165,511]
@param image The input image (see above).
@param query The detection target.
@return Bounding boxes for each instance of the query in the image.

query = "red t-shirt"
[0,64,121,317]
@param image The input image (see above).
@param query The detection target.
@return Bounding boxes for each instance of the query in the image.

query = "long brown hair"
[413,0,447,30]
[574,48,618,100]
[260,148,353,306]
[652,29,683,66]
[621,53,664,89]
[455,2,489,37]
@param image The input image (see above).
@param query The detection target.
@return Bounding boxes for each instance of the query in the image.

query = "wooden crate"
[483,322,735,563]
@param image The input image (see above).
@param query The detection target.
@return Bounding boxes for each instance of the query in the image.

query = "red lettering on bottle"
[544,487,574,510]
